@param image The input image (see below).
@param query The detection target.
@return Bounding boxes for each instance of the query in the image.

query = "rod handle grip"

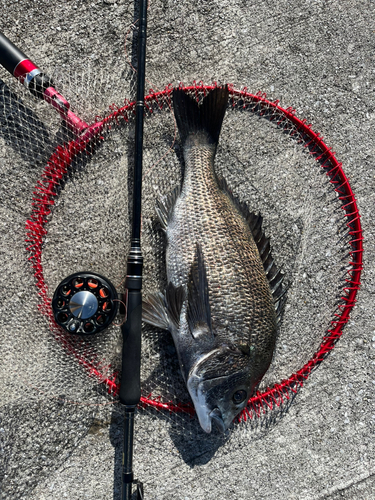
[119,290,142,406]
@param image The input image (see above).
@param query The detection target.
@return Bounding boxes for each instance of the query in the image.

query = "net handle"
[0,31,90,134]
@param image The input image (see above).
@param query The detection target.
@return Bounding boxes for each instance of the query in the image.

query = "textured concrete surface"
[0,1,374,499]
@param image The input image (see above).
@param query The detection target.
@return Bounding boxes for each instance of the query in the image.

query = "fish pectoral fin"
[187,243,213,340]
[143,283,185,331]
[190,323,212,340]
[142,292,170,330]
[165,282,185,329]
[155,186,180,232]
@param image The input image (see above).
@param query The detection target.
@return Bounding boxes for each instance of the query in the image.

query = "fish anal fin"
[187,243,213,339]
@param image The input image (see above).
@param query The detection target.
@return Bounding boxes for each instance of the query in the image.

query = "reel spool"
[52,272,119,335]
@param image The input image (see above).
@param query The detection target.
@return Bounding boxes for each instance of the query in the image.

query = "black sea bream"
[143,86,285,433]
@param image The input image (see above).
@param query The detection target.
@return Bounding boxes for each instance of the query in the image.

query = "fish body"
[143,87,281,433]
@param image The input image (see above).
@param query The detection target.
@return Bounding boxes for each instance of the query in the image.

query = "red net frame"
[25,82,363,421]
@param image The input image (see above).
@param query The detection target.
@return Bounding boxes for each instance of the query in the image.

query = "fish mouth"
[187,354,233,433]
[187,373,227,433]
[194,405,225,434]
[209,408,225,433]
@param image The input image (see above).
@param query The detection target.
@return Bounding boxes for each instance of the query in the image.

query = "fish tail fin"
[172,86,229,147]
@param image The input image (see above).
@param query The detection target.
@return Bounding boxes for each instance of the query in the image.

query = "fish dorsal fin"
[248,213,287,321]
[143,282,185,331]
[172,86,229,148]
[187,243,213,339]
[155,186,180,231]
[218,177,287,322]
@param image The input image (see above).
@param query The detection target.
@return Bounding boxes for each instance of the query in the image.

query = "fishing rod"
[118,0,148,497]
[0,5,147,495]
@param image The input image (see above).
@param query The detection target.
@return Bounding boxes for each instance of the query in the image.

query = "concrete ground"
[0,1,374,499]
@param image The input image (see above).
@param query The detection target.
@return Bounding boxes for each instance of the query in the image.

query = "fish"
[143,86,285,433]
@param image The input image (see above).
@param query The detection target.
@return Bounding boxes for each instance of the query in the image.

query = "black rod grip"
[0,31,30,75]
[119,290,142,406]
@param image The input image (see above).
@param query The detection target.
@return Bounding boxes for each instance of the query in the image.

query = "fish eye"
[232,390,247,404]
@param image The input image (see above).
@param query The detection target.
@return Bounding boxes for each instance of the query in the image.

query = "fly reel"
[52,272,119,335]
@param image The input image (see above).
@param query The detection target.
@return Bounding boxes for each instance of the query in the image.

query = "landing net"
[0,76,362,438]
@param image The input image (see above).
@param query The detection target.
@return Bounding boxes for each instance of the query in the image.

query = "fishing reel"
[52,272,120,335]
